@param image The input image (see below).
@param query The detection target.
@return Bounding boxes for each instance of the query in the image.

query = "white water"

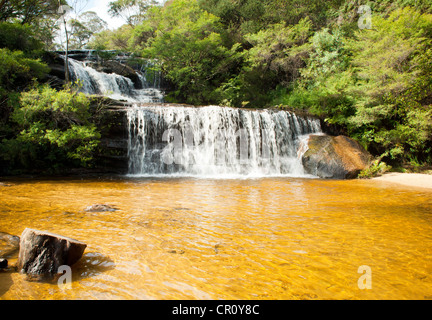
[67,57,164,103]
[127,105,322,178]
[65,55,322,178]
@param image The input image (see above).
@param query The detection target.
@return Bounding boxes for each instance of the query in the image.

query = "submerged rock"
[85,204,118,212]
[17,228,87,278]
[302,134,372,179]
[0,232,20,258]
[0,182,13,187]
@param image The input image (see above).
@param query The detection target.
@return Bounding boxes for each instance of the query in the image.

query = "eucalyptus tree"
[108,0,158,26]
[0,0,63,24]
[68,11,108,49]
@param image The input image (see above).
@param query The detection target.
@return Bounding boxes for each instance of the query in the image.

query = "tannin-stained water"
[0,177,431,300]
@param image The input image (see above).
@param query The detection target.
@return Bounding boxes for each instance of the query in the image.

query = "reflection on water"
[0,177,431,299]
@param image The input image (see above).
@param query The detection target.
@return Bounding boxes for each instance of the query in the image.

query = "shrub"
[358,159,392,179]
[0,48,49,91]
[0,22,44,54]
[1,85,101,172]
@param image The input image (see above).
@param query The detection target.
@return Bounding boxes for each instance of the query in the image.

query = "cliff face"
[91,99,130,175]
[88,60,141,88]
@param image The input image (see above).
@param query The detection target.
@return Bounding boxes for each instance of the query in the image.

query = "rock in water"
[0,232,20,258]
[17,228,87,278]
[85,204,118,212]
[302,135,372,179]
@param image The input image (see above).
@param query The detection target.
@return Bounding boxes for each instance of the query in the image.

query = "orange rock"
[302,134,372,179]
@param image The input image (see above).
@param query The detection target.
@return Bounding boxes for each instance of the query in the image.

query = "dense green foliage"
[88,24,134,51]
[0,22,45,54]
[0,0,61,24]
[281,7,432,164]
[1,85,100,171]
[131,0,244,104]
[108,0,157,26]
[0,0,67,50]
[0,23,51,152]
[0,3,102,174]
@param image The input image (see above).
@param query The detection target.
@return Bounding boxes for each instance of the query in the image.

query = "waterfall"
[127,105,322,178]
[137,60,163,89]
[67,57,164,103]
[62,53,323,178]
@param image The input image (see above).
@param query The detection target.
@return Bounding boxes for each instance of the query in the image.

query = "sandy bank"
[372,172,432,189]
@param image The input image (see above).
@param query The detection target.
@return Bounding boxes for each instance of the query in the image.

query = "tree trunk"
[59,0,70,84]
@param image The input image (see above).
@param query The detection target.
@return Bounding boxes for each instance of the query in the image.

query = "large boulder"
[302,134,372,179]
[17,228,87,278]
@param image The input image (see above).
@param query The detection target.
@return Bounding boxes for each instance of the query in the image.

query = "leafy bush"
[0,48,49,149]
[0,48,49,91]
[358,159,392,179]
[345,7,432,163]
[0,22,44,55]
[1,85,101,172]
[245,18,312,85]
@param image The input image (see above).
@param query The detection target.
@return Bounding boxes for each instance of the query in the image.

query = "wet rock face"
[302,134,372,179]
[0,232,20,259]
[44,52,140,87]
[17,228,87,278]
[90,61,140,87]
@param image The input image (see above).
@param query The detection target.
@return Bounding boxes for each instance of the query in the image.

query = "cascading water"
[66,57,164,103]
[127,105,322,178]
[63,53,322,178]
